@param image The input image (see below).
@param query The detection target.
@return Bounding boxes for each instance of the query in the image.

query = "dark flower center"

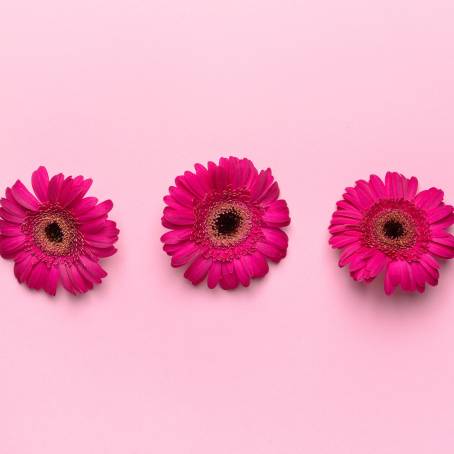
[45,221,64,243]
[215,209,242,236]
[383,219,405,240]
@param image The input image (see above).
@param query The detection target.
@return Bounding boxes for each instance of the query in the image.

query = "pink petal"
[250,169,275,202]
[355,180,376,207]
[233,258,251,287]
[427,242,454,259]
[11,180,40,211]
[338,242,363,267]
[77,200,113,222]
[0,196,26,218]
[249,251,269,278]
[58,264,77,295]
[0,222,22,237]
[329,233,361,249]
[410,262,426,293]
[256,241,286,262]
[414,188,444,210]
[364,252,387,280]
[163,206,195,226]
[368,175,387,198]
[184,256,212,285]
[78,256,108,283]
[170,242,199,267]
[161,228,192,245]
[220,262,239,290]
[262,227,288,251]
[43,266,59,296]
[0,208,24,224]
[48,173,64,203]
[14,253,35,283]
[207,261,222,289]
[428,205,453,224]
[404,176,418,200]
[70,197,98,216]
[31,166,49,202]
[169,186,193,208]
[262,200,290,227]
[385,172,404,199]
[384,261,401,295]
[0,235,26,259]
[67,178,93,208]
[68,265,92,293]
[27,261,48,291]
[89,245,117,258]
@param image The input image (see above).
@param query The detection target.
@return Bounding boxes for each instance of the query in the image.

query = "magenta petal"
[427,242,454,259]
[250,252,269,278]
[161,228,192,245]
[90,246,117,258]
[414,188,444,210]
[184,256,212,285]
[263,200,290,227]
[207,261,222,289]
[384,261,402,295]
[411,262,426,293]
[0,235,26,259]
[11,180,40,211]
[233,258,251,287]
[68,265,92,293]
[14,253,35,283]
[163,206,195,226]
[59,176,85,207]
[262,227,288,251]
[364,252,387,279]
[27,262,48,291]
[256,241,286,262]
[2,190,27,217]
[71,197,98,217]
[58,264,77,295]
[220,262,239,290]
[31,166,50,202]
[404,177,418,200]
[44,266,60,296]
[428,205,453,224]
[0,222,22,237]
[171,242,199,267]
[369,175,386,199]
[48,173,64,203]
[78,200,113,222]
[78,256,108,283]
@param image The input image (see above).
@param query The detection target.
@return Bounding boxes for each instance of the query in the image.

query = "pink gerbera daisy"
[161,157,290,289]
[0,166,119,296]
[329,172,454,294]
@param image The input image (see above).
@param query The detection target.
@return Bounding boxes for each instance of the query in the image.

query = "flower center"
[206,202,252,247]
[45,221,64,243]
[214,209,242,236]
[383,219,405,240]
[23,204,84,259]
[361,200,430,260]
[191,187,265,261]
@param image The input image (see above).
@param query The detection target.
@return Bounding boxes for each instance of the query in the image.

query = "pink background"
[1,0,454,452]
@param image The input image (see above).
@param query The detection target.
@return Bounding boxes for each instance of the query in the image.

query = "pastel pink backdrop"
[1,0,454,453]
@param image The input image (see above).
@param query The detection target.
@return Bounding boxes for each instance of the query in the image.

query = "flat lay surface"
[1,0,454,453]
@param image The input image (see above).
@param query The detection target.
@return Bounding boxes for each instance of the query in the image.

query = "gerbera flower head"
[161,157,290,289]
[0,167,119,296]
[329,172,454,294]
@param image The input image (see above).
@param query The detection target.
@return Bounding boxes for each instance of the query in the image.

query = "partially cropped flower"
[161,157,290,289]
[329,172,454,294]
[0,167,119,295]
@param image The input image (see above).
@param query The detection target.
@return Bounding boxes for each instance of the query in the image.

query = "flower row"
[1,158,453,296]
